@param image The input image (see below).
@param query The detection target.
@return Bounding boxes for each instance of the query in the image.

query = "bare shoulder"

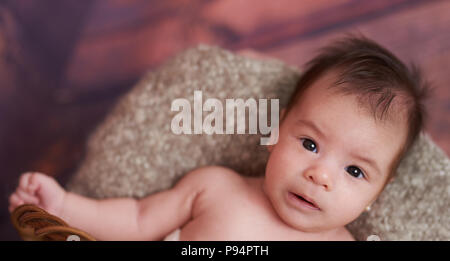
[175,165,245,193]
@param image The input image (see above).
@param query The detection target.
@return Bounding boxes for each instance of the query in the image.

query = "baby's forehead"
[293,70,410,125]
[288,77,408,140]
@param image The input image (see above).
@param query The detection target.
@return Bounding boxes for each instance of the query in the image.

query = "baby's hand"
[8,172,66,217]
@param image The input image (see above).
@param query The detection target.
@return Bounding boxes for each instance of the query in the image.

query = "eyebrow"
[295,119,326,140]
[351,154,382,177]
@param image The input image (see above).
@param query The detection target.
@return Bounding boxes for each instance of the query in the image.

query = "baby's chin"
[273,206,326,233]
[285,218,335,235]
[279,205,359,234]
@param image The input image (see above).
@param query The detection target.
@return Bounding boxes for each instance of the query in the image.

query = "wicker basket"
[11,204,96,241]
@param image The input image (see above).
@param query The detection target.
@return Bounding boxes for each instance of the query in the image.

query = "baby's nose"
[303,167,333,191]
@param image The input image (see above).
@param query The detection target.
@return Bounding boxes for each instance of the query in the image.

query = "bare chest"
[178,178,322,240]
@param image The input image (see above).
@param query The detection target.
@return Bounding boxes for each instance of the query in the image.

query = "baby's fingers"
[9,193,23,205]
[15,188,40,205]
[18,172,33,190]
[19,172,41,194]
[8,193,24,213]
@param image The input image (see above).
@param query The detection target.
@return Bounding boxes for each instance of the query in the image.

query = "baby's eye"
[346,166,365,179]
[301,138,318,153]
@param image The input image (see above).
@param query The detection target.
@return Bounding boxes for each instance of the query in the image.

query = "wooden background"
[1,0,449,240]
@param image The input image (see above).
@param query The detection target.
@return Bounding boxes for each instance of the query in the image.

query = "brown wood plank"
[63,0,426,93]
[83,0,207,35]
[3,0,94,95]
[0,0,97,240]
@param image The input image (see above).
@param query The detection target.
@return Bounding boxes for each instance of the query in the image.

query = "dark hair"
[284,34,430,180]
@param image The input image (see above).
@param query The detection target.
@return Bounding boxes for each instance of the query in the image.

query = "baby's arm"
[9,168,210,240]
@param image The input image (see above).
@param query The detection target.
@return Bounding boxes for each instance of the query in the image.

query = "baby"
[8,35,428,241]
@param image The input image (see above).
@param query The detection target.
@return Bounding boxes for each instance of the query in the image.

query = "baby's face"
[263,71,408,233]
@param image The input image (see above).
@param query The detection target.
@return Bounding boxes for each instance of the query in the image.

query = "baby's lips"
[293,192,321,210]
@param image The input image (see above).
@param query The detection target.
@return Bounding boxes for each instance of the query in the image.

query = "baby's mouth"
[290,192,320,210]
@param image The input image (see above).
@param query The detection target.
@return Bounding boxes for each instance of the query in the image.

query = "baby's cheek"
[327,197,366,224]
[266,152,287,178]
